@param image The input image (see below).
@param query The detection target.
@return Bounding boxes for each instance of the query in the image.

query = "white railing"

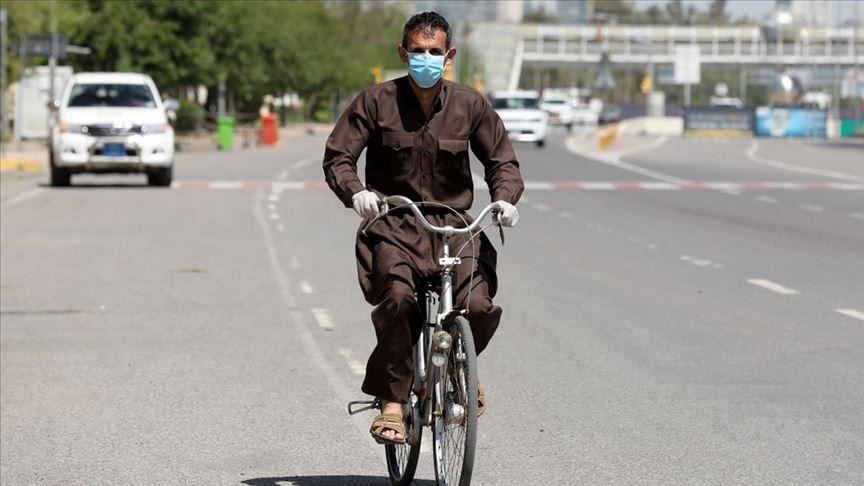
[518,24,864,66]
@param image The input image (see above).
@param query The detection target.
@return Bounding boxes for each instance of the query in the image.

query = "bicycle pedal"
[347,399,380,415]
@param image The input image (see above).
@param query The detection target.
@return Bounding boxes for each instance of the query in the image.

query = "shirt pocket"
[380,132,416,181]
[435,138,470,182]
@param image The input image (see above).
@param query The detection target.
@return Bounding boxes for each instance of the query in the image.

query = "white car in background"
[49,72,175,187]
[571,102,599,125]
[540,93,575,128]
[490,90,548,147]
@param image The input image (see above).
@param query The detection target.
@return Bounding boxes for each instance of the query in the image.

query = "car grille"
[85,124,142,136]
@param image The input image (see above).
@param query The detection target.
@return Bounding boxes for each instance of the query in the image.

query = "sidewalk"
[176,122,334,152]
[0,143,47,175]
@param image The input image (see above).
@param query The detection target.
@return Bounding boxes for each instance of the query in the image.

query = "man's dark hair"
[402,11,452,50]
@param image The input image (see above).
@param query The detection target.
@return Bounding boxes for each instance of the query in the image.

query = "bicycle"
[348,195,507,486]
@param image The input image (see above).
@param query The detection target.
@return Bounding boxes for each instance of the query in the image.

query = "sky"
[632,0,777,21]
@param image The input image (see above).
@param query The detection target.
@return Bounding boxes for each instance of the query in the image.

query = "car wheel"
[536,140,545,148]
[147,167,173,187]
[49,153,71,187]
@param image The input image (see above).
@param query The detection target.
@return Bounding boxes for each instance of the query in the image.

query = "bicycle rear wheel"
[385,398,422,485]
[433,316,478,486]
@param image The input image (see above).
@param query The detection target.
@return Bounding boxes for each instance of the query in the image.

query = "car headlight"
[59,123,87,134]
[140,124,168,134]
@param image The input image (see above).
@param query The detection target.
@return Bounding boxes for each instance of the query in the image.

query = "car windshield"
[492,97,539,110]
[67,83,157,108]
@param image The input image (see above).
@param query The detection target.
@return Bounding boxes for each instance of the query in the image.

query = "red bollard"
[260,113,278,146]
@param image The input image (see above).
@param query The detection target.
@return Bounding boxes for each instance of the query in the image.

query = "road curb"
[0,159,44,173]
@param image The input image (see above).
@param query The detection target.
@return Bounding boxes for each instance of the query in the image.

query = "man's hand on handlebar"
[352,190,380,218]
[493,201,519,227]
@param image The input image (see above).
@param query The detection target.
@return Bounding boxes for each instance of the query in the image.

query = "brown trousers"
[356,211,502,404]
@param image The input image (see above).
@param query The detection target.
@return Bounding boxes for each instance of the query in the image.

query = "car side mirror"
[47,99,61,111]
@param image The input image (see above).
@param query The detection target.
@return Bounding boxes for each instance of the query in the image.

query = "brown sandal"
[370,413,406,445]
[478,382,487,417]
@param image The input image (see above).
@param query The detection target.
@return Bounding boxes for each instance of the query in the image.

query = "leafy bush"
[174,100,205,133]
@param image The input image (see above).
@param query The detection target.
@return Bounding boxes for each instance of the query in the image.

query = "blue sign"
[755,107,826,138]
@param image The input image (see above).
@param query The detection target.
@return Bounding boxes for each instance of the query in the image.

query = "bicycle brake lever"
[492,209,506,246]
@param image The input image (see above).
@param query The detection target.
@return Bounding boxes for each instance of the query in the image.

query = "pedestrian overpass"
[465,23,864,92]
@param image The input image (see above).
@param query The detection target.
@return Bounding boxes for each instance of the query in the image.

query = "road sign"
[14,34,69,59]
[674,45,700,85]
[595,52,616,89]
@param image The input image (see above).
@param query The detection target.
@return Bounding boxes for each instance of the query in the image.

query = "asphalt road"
[1,130,862,485]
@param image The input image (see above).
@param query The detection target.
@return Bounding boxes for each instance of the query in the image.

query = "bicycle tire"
[385,399,422,485]
[433,316,478,486]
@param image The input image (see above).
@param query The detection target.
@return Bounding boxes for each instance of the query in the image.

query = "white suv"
[490,91,548,147]
[49,72,175,186]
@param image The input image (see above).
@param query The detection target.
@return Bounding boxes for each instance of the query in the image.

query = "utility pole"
[49,0,57,105]
[1,8,8,148]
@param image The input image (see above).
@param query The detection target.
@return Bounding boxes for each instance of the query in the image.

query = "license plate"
[103,143,126,156]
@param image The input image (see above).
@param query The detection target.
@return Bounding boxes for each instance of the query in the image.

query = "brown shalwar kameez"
[323,76,524,404]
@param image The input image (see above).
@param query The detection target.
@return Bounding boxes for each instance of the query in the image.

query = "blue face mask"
[407,52,446,89]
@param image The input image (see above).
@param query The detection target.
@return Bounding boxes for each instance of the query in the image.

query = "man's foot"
[372,400,405,443]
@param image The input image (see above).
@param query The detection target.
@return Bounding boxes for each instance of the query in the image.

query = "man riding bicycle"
[323,11,524,445]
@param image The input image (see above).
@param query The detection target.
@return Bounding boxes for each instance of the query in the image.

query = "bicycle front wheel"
[385,398,422,485]
[433,316,478,486]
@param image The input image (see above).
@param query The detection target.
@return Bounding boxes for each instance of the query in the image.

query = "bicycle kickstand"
[347,398,380,416]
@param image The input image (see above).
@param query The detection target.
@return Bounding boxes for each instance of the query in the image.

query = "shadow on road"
[242,475,436,486]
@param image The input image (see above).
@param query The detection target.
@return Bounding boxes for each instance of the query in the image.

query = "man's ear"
[444,48,457,66]
[397,45,408,64]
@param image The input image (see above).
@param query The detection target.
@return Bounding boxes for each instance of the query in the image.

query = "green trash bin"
[217,116,235,150]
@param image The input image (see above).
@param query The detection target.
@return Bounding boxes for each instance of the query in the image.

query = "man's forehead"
[405,29,447,50]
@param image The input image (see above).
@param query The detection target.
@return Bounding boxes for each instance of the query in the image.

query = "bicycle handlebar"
[362,195,503,238]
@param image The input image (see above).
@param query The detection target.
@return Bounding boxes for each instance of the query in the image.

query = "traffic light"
[640,75,652,95]
[370,66,382,84]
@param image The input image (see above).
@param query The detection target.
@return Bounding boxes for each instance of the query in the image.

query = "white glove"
[352,190,380,218]
[494,201,519,227]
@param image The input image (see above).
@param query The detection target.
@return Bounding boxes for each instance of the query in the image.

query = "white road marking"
[532,202,551,211]
[746,140,864,182]
[300,280,315,294]
[850,212,864,220]
[565,136,689,184]
[269,212,280,220]
[835,309,864,322]
[210,181,244,190]
[755,195,778,204]
[268,203,277,211]
[291,158,315,170]
[312,308,335,330]
[679,255,723,268]
[827,183,864,190]
[276,223,285,232]
[799,204,824,212]
[579,182,616,190]
[253,190,381,457]
[0,188,46,209]
[721,190,742,196]
[638,181,680,190]
[276,170,290,181]
[267,193,280,202]
[558,211,574,219]
[747,279,800,295]
[337,348,367,375]
[523,181,553,190]
[647,244,658,249]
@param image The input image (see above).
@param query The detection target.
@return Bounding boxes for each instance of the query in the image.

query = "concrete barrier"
[620,116,683,136]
